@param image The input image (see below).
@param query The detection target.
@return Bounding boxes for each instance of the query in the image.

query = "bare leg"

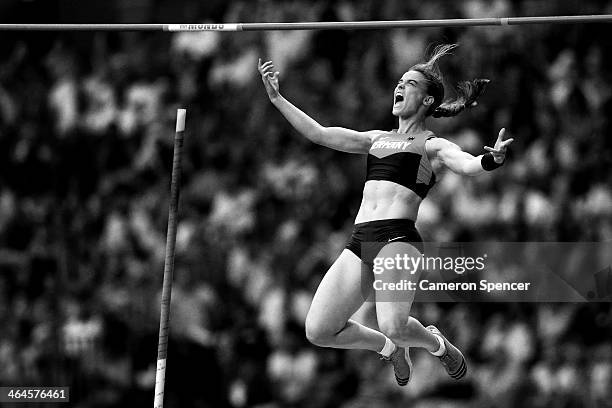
[374,242,440,352]
[305,249,387,352]
[351,299,379,331]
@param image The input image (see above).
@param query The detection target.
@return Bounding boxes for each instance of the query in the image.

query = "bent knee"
[305,315,340,347]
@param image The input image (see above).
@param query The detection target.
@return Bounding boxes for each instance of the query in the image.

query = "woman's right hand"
[258,58,280,102]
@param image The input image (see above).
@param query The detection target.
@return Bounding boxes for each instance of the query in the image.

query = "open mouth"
[394,93,404,104]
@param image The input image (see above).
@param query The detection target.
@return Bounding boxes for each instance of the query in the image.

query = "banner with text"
[359,242,612,302]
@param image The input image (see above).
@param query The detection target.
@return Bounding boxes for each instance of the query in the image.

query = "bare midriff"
[353,180,422,224]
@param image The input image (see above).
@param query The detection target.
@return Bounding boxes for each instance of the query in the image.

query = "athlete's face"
[392,70,433,118]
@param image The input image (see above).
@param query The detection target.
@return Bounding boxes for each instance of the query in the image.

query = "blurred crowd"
[0,0,611,407]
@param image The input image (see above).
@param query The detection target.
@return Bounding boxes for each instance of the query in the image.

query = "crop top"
[366,130,437,198]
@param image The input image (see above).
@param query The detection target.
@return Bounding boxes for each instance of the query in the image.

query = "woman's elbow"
[462,162,485,176]
[309,127,328,145]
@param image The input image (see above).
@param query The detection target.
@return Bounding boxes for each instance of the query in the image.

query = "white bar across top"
[0,15,610,31]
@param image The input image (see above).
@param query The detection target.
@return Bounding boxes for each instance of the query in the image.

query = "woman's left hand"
[484,128,514,163]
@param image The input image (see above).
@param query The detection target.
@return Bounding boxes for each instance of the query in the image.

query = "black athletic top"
[366,130,437,198]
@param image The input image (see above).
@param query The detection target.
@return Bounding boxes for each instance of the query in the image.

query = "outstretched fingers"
[258,59,276,76]
[258,58,273,67]
[487,128,515,152]
[258,59,281,100]
[483,146,502,154]
[496,128,506,144]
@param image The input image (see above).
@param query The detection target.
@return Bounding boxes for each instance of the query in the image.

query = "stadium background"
[0,0,611,407]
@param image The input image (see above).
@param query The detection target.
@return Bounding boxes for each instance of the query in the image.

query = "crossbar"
[0,15,610,31]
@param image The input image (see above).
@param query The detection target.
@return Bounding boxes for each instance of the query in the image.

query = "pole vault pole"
[154,108,186,408]
[0,14,610,31]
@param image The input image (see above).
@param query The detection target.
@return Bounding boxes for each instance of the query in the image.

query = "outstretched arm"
[427,128,513,176]
[258,59,380,154]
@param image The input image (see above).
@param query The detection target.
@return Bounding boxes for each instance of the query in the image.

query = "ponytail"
[431,79,490,118]
[410,43,489,118]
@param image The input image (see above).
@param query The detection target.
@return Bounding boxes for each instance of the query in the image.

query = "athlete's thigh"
[373,242,423,326]
[307,249,373,331]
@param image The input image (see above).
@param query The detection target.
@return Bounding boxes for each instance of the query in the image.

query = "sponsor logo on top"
[371,137,414,151]
[179,24,225,30]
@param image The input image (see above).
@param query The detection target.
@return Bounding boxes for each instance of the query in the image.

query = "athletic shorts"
[345,218,424,267]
